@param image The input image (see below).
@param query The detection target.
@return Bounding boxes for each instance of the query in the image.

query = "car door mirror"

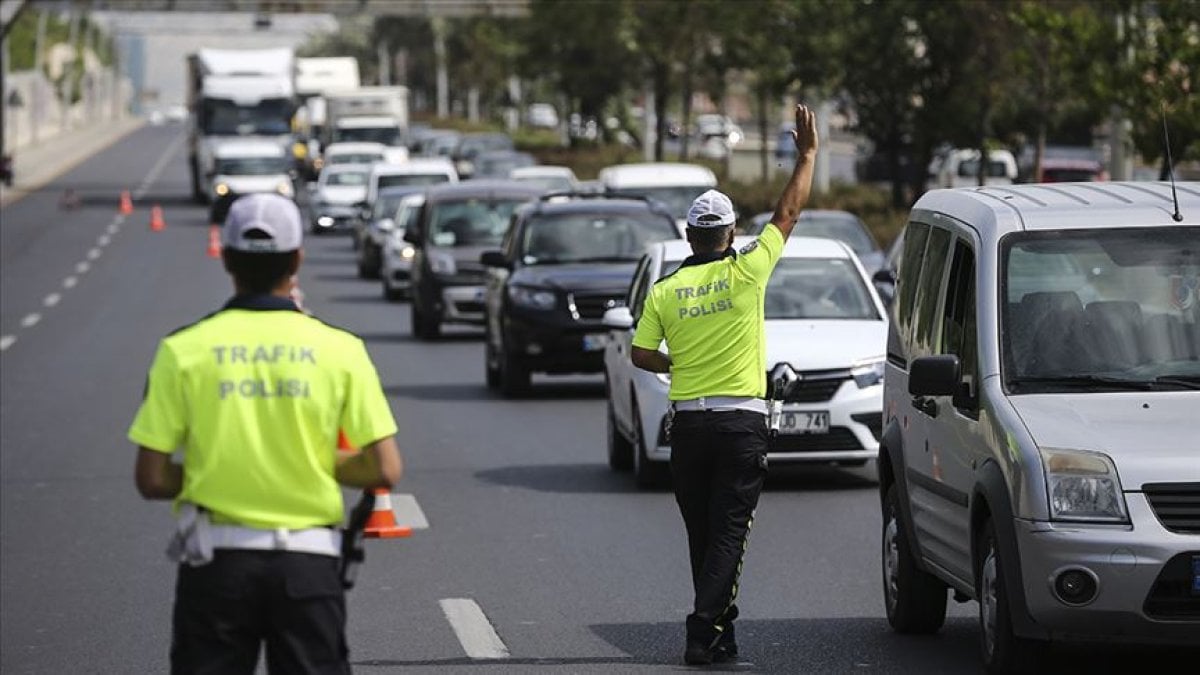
[376,218,395,232]
[402,227,420,245]
[908,355,960,396]
[602,306,634,330]
[480,250,510,269]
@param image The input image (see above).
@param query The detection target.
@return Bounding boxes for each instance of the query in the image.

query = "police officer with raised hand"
[129,192,402,674]
[630,103,818,666]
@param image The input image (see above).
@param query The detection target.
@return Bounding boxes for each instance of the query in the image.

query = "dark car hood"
[429,245,494,275]
[510,262,638,293]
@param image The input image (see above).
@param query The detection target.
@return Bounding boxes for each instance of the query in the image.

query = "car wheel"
[413,301,440,340]
[484,330,501,390]
[382,282,403,302]
[978,519,1044,674]
[357,252,372,279]
[632,396,666,488]
[606,380,633,472]
[499,350,530,399]
[882,483,948,633]
[410,301,425,337]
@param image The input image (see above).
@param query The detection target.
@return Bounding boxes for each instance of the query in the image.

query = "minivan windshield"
[1002,227,1200,392]
[607,186,710,221]
[215,157,288,176]
[427,198,528,247]
[522,211,678,264]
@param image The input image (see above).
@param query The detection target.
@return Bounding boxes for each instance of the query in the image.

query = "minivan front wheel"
[978,520,1043,674]
[882,483,947,633]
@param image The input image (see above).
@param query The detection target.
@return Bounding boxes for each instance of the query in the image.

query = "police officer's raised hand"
[791,104,819,160]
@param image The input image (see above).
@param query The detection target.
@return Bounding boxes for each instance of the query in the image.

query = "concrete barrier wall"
[3,67,133,152]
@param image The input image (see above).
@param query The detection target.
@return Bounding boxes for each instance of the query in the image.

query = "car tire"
[882,483,948,634]
[484,331,501,390]
[499,340,530,398]
[357,254,372,279]
[632,396,667,489]
[413,300,440,340]
[978,519,1044,674]
[606,381,633,472]
[383,283,404,302]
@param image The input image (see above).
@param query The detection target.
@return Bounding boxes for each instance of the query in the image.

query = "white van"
[927,148,1018,190]
[209,140,293,201]
[880,181,1200,672]
[597,162,718,233]
[365,158,459,207]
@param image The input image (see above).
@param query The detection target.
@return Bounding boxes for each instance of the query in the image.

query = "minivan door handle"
[912,396,939,418]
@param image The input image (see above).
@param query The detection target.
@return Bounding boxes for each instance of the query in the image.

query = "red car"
[1037,157,1108,182]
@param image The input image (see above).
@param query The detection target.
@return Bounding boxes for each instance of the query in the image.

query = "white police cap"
[686,189,736,228]
[223,193,303,253]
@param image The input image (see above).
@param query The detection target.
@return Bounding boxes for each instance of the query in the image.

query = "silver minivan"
[879,181,1200,673]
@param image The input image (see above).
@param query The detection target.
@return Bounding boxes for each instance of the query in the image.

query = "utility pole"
[376,42,390,86]
[31,8,47,143]
[432,17,448,118]
[62,7,82,132]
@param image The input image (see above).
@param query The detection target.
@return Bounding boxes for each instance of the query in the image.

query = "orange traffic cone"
[150,205,165,232]
[206,225,221,258]
[118,190,133,215]
[363,489,412,539]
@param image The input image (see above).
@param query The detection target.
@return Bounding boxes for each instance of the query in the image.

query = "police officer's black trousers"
[171,549,349,675]
[669,409,767,648]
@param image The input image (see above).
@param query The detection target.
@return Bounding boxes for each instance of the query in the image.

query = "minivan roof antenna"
[1161,102,1184,222]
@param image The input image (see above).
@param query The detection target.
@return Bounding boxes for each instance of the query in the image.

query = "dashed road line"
[98,234,111,246]
[439,598,510,659]
[133,133,184,199]
[0,335,15,351]
[44,293,61,307]
[63,276,78,289]
[87,248,102,260]
[20,313,41,328]
[391,494,430,529]
[76,261,90,274]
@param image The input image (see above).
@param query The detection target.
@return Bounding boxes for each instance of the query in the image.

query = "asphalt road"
[1,125,1190,674]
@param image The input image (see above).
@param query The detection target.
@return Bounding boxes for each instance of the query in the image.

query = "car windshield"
[608,185,710,220]
[459,135,513,157]
[325,171,368,186]
[334,127,402,145]
[1003,227,1200,391]
[329,153,382,165]
[427,198,527,247]
[215,157,287,175]
[796,215,877,255]
[764,258,879,320]
[372,193,408,219]
[521,211,678,264]
[378,173,450,189]
[476,154,535,178]
[515,175,575,193]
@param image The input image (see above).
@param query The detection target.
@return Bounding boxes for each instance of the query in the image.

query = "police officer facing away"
[630,104,818,666]
[130,193,402,674]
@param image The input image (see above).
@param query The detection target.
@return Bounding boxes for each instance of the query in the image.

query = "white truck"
[322,87,410,158]
[294,57,361,177]
[186,47,296,203]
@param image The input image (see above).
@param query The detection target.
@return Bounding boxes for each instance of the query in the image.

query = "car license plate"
[780,410,830,434]
[1192,555,1200,596]
[582,333,609,351]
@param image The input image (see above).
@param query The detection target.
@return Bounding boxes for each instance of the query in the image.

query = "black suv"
[404,181,544,339]
[481,193,681,396]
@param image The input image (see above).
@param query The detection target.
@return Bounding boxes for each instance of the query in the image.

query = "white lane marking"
[107,223,120,235]
[63,276,78,289]
[390,494,429,529]
[0,335,14,351]
[439,599,510,659]
[98,234,111,246]
[76,262,90,274]
[133,133,184,199]
[87,248,102,260]
[21,313,41,328]
[44,293,61,307]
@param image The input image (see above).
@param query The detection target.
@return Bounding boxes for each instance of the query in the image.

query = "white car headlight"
[428,251,457,275]
[1040,448,1128,523]
[851,356,885,388]
[508,285,557,310]
[400,246,415,259]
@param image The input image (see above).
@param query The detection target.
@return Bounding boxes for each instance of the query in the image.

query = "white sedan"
[602,236,888,487]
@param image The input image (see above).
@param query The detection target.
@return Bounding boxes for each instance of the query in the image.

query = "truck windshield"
[521,212,677,264]
[215,157,287,175]
[427,198,527,247]
[334,127,402,146]
[378,174,451,189]
[202,98,292,136]
[1002,227,1200,391]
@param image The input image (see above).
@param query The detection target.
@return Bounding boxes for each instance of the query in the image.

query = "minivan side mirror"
[376,218,395,232]
[402,227,419,245]
[602,306,634,330]
[908,355,960,396]
[480,250,510,269]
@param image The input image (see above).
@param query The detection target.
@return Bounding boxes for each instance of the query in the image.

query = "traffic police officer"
[129,193,402,674]
[631,104,818,666]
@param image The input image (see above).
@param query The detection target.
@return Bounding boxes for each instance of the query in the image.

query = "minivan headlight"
[851,356,885,388]
[508,285,557,310]
[1040,448,1128,523]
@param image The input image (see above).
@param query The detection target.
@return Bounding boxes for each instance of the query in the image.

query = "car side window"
[940,239,979,414]
[629,256,655,323]
[910,226,953,358]
[502,214,522,259]
[893,222,930,355]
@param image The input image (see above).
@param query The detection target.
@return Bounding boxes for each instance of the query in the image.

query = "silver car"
[880,182,1200,672]
[379,192,425,301]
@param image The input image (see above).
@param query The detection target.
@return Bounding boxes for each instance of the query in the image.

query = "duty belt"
[671,396,767,414]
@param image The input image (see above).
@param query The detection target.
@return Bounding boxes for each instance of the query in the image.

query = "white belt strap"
[167,503,341,566]
[672,396,767,414]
